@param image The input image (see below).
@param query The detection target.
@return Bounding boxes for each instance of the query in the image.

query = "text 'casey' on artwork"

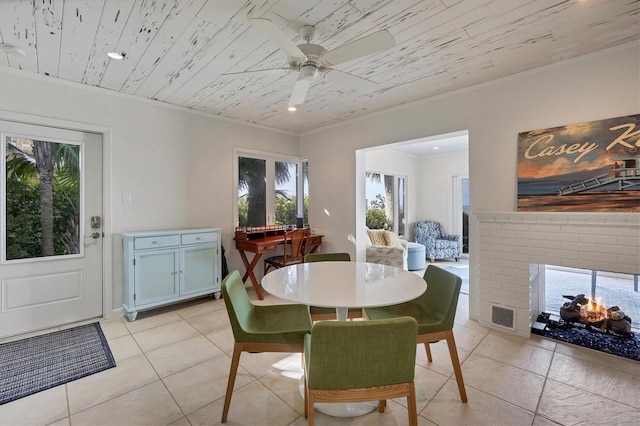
[517,114,640,212]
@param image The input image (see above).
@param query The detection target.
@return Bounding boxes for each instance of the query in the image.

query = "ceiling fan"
[224,18,395,109]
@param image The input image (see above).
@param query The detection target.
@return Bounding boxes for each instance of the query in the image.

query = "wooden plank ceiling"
[1,0,638,134]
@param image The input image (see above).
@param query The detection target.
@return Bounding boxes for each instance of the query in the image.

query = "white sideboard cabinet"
[122,228,222,321]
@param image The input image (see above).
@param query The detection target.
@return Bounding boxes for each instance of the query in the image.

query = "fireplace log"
[559,294,632,337]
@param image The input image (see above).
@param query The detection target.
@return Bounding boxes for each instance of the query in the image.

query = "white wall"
[417,151,469,235]
[0,69,298,312]
[300,41,640,321]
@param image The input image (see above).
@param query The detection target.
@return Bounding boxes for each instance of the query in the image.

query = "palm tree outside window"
[366,172,406,236]
[4,136,80,260]
[237,151,308,227]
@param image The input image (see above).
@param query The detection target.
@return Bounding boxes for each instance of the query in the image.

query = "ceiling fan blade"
[289,78,311,106]
[249,18,307,61]
[222,68,290,77]
[322,69,379,93]
[323,29,395,66]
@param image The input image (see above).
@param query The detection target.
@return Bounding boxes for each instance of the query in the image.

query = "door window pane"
[398,177,405,236]
[275,161,298,225]
[238,157,266,227]
[4,136,80,260]
[366,172,406,235]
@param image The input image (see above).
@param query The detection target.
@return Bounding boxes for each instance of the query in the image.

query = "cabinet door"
[181,245,216,296]
[135,249,180,306]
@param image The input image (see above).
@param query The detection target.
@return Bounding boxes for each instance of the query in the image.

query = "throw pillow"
[385,230,403,248]
[367,229,388,246]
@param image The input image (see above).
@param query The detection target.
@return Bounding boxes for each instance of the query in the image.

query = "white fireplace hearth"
[474,212,640,338]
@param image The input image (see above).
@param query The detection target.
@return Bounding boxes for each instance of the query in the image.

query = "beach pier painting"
[517,114,640,212]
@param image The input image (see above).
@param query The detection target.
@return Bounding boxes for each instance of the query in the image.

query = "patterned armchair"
[414,221,461,263]
[365,229,408,270]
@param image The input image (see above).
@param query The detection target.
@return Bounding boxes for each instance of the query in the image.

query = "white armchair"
[365,229,408,270]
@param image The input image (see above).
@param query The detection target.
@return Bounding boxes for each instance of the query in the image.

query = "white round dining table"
[261,261,426,418]
[261,261,427,321]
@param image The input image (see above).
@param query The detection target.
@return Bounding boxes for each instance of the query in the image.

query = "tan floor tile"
[526,334,558,351]
[187,380,300,426]
[99,317,130,340]
[204,327,235,354]
[554,341,640,377]
[67,353,159,414]
[123,310,182,334]
[238,351,302,380]
[106,334,143,361]
[70,381,183,425]
[461,354,545,412]
[452,324,489,352]
[415,340,472,379]
[131,319,199,352]
[184,309,230,334]
[146,334,224,377]
[473,331,554,376]
[548,352,640,408]
[532,415,562,426]
[422,380,535,426]
[46,417,70,426]
[537,379,640,424]
[167,417,191,426]
[163,354,250,415]
[0,386,67,426]
[412,364,450,412]
[174,297,225,319]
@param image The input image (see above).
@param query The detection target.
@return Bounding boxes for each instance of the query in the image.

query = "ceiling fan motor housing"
[290,43,326,80]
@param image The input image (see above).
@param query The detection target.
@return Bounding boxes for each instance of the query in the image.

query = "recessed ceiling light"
[0,43,26,57]
[287,105,297,112]
[107,51,125,60]
[433,146,439,150]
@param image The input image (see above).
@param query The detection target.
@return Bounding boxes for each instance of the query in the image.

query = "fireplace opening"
[531,264,639,361]
[543,265,640,330]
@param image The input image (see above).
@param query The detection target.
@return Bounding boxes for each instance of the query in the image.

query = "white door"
[0,121,103,338]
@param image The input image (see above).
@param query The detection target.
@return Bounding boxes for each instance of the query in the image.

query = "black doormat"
[0,323,116,405]
[532,318,639,362]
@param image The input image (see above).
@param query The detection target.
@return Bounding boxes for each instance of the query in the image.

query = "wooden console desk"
[234,226,323,299]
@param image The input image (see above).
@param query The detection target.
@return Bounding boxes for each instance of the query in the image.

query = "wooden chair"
[304,252,362,320]
[364,265,468,402]
[221,270,312,423]
[264,228,310,274]
[303,317,418,426]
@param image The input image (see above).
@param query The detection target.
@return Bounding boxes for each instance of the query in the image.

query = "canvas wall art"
[517,114,640,212]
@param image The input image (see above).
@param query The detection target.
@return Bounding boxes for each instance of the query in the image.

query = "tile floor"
[1,283,639,426]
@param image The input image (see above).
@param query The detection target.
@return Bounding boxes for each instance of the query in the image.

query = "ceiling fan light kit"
[223,18,396,109]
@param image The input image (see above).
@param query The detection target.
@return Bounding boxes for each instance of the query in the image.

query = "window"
[236,150,308,227]
[3,135,81,261]
[365,172,407,236]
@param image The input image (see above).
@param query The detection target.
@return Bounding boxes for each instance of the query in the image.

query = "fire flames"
[579,297,608,323]
[559,293,633,336]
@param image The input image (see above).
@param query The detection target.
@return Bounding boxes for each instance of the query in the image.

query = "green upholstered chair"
[221,270,312,423]
[364,265,468,403]
[303,252,362,320]
[303,317,418,426]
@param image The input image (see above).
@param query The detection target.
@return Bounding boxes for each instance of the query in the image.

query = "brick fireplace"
[475,212,640,338]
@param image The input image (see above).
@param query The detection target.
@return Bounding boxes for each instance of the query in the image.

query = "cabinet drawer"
[181,232,217,245]
[134,235,180,250]
[258,244,278,253]
[307,236,322,246]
